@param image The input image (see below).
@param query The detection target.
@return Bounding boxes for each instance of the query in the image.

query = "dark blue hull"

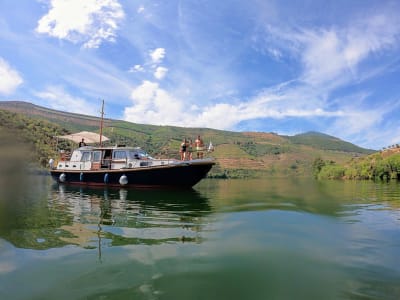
[50,161,214,188]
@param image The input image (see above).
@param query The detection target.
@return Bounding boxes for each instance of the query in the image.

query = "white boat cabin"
[56,146,174,171]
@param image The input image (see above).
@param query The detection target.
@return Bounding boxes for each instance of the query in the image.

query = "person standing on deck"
[180,138,187,160]
[195,135,204,159]
[188,139,193,160]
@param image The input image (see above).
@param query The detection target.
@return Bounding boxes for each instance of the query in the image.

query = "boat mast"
[99,99,105,146]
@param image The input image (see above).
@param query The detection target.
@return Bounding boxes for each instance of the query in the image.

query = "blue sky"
[0,0,399,150]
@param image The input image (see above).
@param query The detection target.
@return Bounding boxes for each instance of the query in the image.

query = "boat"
[49,144,215,188]
[49,101,215,188]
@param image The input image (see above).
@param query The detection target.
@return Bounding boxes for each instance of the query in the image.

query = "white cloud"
[299,17,399,86]
[334,111,383,136]
[123,81,345,130]
[128,64,144,72]
[36,0,125,48]
[255,11,400,91]
[300,29,346,85]
[34,85,97,115]
[121,12,399,150]
[124,81,235,127]
[149,48,165,64]
[191,101,345,130]
[154,66,168,79]
[0,57,23,95]
[326,94,400,148]
[245,11,400,147]
[124,81,185,126]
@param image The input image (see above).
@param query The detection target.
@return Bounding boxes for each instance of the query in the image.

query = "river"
[0,176,399,299]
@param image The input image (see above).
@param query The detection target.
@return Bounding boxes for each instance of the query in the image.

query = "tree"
[312,157,326,178]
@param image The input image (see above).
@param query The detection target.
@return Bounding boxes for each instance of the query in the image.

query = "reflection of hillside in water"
[53,184,213,250]
[209,178,389,216]
[0,178,212,250]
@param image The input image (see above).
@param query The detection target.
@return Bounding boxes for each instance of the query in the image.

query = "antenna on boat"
[99,99,105,146]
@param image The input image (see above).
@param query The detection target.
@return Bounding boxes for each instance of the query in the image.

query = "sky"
[0,0,399,150]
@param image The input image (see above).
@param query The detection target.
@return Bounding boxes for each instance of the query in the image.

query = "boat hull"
[50,160,214,188]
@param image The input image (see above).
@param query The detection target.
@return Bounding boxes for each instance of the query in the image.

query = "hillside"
[287,131,372,153]
[0,101,375,177]
[315,146,400,180]
[0,109,68,167]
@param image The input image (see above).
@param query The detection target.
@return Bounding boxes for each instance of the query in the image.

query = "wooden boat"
[49,145,215,188]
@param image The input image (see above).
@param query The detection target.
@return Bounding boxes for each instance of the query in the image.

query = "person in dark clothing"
[79,138,87,147]
[180,138,187,160]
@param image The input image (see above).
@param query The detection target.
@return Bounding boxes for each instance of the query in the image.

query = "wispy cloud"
[1,0,399,149]
[0,57,23,95]
[299,15,400,86]
[122,7,400,149]
[34,85,97,115]
[123,80,345,129]
[36,0,125,48]
[240,9,400,147]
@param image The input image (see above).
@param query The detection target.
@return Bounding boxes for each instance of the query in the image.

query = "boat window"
[113,150,127,159]
[92,151,102,162]
[129,150,141,159]
[81,152,91,162]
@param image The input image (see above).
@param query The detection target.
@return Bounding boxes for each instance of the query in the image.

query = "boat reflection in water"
[52,184,212,254]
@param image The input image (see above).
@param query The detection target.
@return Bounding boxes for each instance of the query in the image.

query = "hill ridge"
[0,101,375,177]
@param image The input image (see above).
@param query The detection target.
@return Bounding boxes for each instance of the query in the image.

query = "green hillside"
[0,101,376,178]
[315,148,400,180]
[0,109,68,167]
[288,131,373,153]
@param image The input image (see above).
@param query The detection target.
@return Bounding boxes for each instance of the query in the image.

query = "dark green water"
[0,176,399,299]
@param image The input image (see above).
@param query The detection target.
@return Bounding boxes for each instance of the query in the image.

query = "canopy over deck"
[56,131,109,144]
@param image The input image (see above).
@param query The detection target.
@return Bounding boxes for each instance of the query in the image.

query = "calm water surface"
[0,176,399,299]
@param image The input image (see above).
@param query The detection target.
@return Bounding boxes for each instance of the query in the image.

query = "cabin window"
[129,151,140,159]
[81,152,91,162]
[93,151,102,162]
[128,150,149,159]
[113,150,127,160]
